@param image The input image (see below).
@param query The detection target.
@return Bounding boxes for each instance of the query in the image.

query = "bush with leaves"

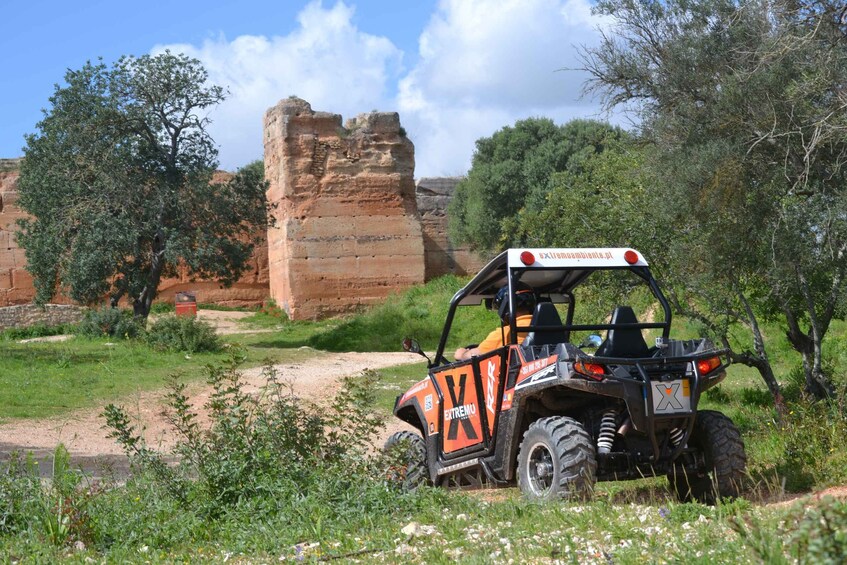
[0,323,76,341]
[0,446,97,547]
[0,453,42,535]
[734,496,847,564]
[103,353,402,521]
[144,315,220,353]
[76,307,142,339]
[777,393,847,492]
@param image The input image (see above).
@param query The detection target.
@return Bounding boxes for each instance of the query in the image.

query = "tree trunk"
[133,231,167,322]
[733,292,786,415]
[784,307,835,399]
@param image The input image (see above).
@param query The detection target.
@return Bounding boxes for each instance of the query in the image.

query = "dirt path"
[0,349,421,476]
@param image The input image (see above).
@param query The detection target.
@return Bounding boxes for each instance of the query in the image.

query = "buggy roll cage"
[433,248,673,366]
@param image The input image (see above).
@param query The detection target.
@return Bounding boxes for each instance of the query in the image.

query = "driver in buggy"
[454,282,536,361]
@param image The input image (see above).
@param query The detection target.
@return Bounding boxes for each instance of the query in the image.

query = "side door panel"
[431,351,505,456]
[432,364,485,454]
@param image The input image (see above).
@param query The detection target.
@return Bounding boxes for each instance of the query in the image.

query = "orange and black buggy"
[388,248,746,502]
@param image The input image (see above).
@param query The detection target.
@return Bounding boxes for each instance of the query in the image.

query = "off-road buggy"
[387,248,746,502]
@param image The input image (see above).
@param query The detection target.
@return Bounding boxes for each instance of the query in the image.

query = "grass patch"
[0,336,313,422]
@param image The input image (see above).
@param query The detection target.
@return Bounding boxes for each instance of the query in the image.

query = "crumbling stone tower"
[263,98,425,320]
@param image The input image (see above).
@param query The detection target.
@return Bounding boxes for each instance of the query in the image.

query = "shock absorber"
[597,409,618,454]
[668,427,685,447]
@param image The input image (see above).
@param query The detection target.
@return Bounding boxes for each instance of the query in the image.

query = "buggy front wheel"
[383,431,430,490]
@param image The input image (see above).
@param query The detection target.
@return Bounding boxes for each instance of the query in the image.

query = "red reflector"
[624,250,639,264]
[696,357,721,375]
[575,360,606,380]
[520,251,536,266]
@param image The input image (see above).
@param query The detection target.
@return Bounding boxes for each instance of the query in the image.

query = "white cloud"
[399,0,612,176]
[152,0,612,177]
[153,1,403,170]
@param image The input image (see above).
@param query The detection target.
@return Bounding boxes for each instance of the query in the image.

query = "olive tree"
[18,52,269,320]
[581,0,847,398]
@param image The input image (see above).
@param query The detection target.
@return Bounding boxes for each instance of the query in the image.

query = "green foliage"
[448,117,626,251]
[0,453,42,535]
[777,397,847,491]
[788,497,847,564]
[148,302,175,314]
[17,52,269,320]
[735,497,847,564]
[519,139,653,250]
[144,315,221,353]
[307,275,496,353]
[0,446,96,547]
[0,323,75,341]
[97,355,435,548]
[582,0,847,398]
[76,307,142,339]
[240,298,289,329]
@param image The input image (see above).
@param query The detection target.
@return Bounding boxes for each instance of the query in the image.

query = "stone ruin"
[0,99,485,321]
[263,98,426,319]
[416,177,486,281]
[0,159,35,306]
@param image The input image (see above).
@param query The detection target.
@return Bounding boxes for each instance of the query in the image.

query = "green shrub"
[0,446,96,547]
[735,497,847,564]
[148,302,175,314]
[76,307,142,339]
[0,453,42,535]
[777,395,847,491]
[144,315,220,353]
[788,497,847,563]
[101,355,425,540]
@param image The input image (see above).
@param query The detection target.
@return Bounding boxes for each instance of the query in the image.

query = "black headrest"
[595,306,650,358]
[522,303,567,347]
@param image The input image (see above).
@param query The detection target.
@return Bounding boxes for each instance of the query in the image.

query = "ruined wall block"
[263,97,425,320]
[415,177,486,279]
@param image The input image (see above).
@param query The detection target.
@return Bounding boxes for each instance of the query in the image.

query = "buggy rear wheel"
[669,410,746,504]
[517,416,596,501]
[384,431,430,490]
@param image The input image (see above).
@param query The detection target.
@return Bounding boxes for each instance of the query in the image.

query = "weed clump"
[144,315,220,353]
[0,446,97,548]
[98,354,424,550]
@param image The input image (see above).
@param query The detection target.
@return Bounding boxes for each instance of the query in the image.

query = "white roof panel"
[507,248,648,268]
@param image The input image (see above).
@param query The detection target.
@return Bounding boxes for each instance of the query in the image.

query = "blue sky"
[0,0,612,177]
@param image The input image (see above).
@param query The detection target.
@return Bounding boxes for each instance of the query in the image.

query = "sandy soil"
[1,310,420,476]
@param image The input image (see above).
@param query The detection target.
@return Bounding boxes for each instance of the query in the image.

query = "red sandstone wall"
[0,159,39,305]
[0,162,270,308]
[264,98,425,320]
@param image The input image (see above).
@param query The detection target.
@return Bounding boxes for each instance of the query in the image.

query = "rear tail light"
[520,251,536,265]
[575,360,606,381]
[696,356,722,375]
